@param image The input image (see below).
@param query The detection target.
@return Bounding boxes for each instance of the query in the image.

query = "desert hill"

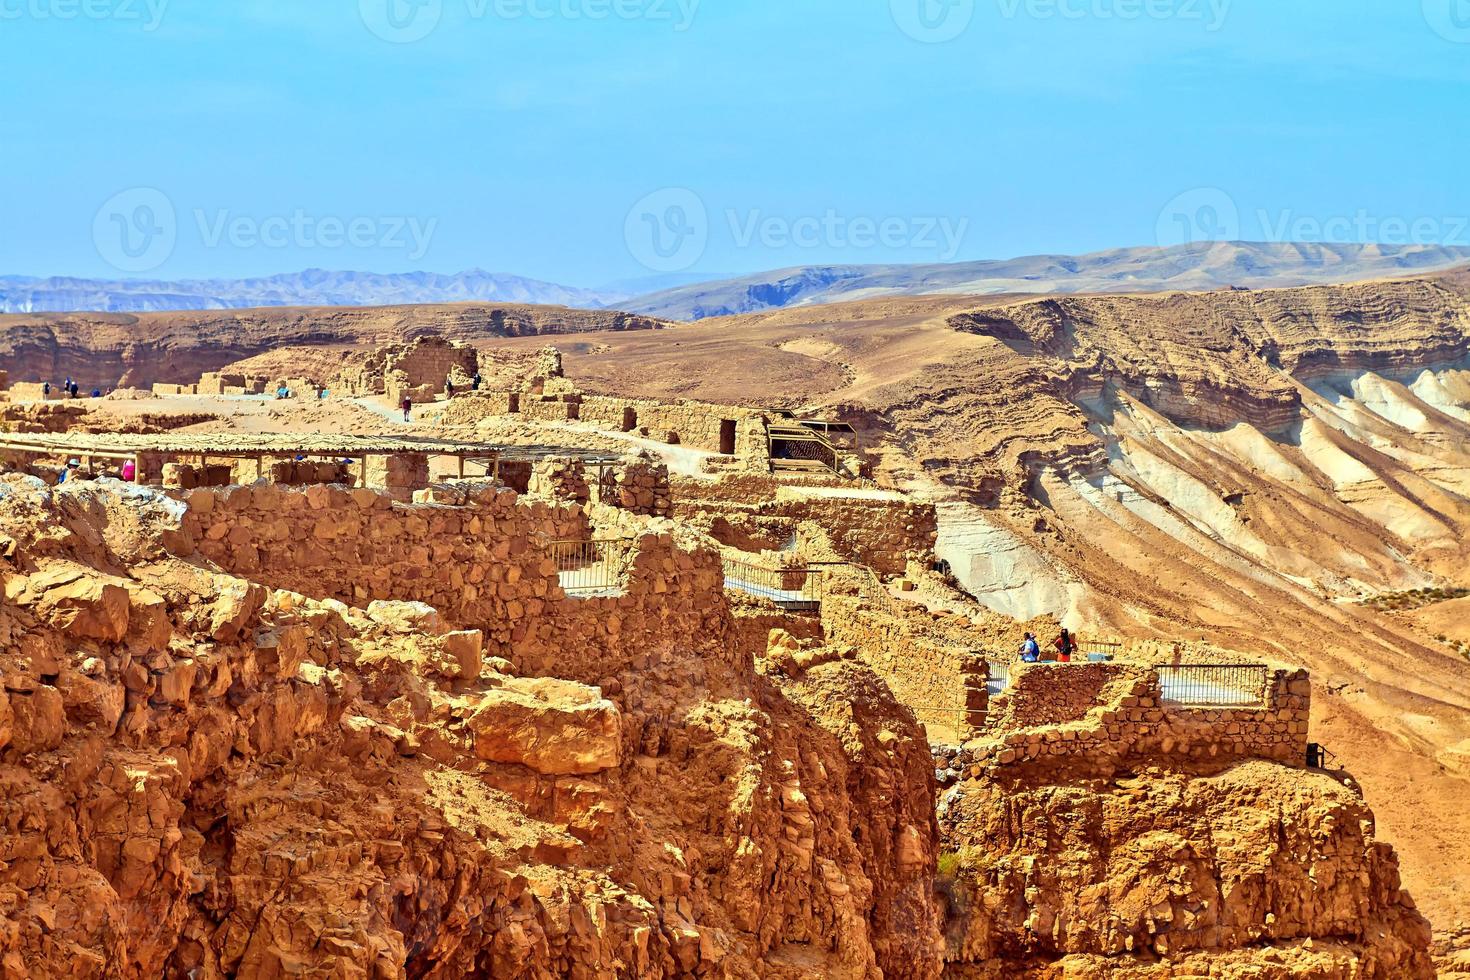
[621,242,1470,319]
[11,242,1470,321]
[0,302,669,389]
[472,267,1470,930]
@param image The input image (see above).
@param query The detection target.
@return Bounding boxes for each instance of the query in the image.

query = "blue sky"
[2,0,1468,287]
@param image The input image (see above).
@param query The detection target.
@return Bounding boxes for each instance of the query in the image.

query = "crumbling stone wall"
[671,477,939,577]
[527,456,590,503]
[579,395,767,460]
[822,595,975,738]
[336,335,479,401]
[985,661,1126,728]
[592,456,671,517]
[177,482,729,686]
[0,403,90,433]
[979,662,1311,773]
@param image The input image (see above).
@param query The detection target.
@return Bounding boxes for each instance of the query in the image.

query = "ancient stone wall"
[336,335,479,400]
[177,481,729,686]
[671,477,939,577]
[592,456,671,517]
[822,595,975,739]
[579,395,766,460]
[980,662,1311,773]
[7,382,63,401]
[0,403,90,433]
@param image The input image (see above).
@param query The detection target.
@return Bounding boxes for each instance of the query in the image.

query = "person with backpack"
[401,396,413,423]
[1019,633,1041,663]
[1054,628,1075,663]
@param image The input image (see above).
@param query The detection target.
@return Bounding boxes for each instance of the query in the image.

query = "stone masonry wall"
[979,663,1311,774]
[822,595,974,739]
[671,478,939,577]
[177,481,732,686]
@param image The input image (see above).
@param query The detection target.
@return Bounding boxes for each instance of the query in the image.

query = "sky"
[2,0,1468,288]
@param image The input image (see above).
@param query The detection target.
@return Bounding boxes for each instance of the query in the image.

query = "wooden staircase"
[767,424,841,476]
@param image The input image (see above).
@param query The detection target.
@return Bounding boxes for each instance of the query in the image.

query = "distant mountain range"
[6,243,1470,320]
[617,242,1470,320]
[0,269,620,314]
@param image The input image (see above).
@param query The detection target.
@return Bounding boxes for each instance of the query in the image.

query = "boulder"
[468,677,621,776]
[366,600,446,636]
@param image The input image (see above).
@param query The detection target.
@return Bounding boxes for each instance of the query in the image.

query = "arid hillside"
[476,266,1470,932]
[0,303,668,390]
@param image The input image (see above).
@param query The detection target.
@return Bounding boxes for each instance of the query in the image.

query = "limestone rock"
[468,677,621,775]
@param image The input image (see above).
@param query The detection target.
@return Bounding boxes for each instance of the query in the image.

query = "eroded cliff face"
[938,762,1433,979]
[0,476,940,978]
[0,303,669,390]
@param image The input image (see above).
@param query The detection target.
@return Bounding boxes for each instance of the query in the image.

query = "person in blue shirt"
[1019,633,1041,663]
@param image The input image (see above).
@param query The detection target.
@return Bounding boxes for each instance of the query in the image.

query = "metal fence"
[546,538,632,596]
[1156,664,1268,707]
[1078,639,1123,660]
[722,559,825,610]
[986,659,1011,696]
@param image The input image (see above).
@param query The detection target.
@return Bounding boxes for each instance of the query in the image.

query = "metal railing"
[1078,639,1123,660]
[722,558,825,610]
[546,538,632,596]
[986,659,1011,696]
[1156,664,1268,708]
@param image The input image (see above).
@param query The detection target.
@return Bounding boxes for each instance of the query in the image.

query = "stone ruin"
[334,335,480,405]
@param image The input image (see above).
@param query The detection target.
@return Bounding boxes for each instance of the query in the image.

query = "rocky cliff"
[0,303,669,390]
[0,476,939,977]
[940,762,1433,979]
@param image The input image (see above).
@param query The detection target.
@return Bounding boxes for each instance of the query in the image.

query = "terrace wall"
[176,481,733,686]
[980,663,1311,773]
[670,477,939,577]
[822,595,976,738]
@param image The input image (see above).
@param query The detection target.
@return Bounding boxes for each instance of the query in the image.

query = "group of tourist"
[55,457,135,485]
[1019,628,1077,663]
[401,372,485,423]
[43,378,100,399]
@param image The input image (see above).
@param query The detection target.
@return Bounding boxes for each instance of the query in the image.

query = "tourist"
[70,382,79,398]
[57,459,81,484]
[401,396,412,423]
[1054,628,1075,663]
[275,384,290,399]
[91,388,101,398]
[42,382,50,397]
[472,372,482,391]
[120,459,136,482]
[446,377,455,399]
[1019,632,1041,663]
